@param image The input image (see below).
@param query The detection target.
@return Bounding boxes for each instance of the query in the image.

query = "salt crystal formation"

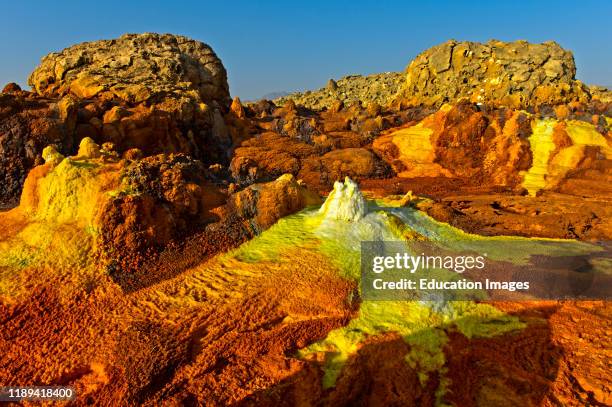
[319,177,367,221]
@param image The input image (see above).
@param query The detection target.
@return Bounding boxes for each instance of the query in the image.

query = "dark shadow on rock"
[109,217,251,293]
[236,305,562,407]
[442,305,562,406]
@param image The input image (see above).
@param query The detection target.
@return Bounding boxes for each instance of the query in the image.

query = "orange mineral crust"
[1,33,611,406]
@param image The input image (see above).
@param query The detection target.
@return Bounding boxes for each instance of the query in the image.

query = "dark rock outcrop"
[94,153,225,273]
[0,92,78,207]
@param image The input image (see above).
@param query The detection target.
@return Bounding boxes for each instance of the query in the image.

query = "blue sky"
[1,1,610,100]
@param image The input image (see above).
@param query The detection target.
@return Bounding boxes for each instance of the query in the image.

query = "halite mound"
[319,177,367,222]
[28,33,230,108]
[394,39,591,109]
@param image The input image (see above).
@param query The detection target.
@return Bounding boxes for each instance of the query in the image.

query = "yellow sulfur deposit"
[522,119,611,195]
[565,120,611,153]
[522,118,557,196]
[0,148,123,302]
[41,145,65,165]
[20,157,120,226]
[375,123,452,178]
[77,137,103,159]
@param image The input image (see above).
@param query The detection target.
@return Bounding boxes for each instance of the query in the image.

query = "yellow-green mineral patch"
[522,119,611,196]
[219,190,602,405]
[522,118,557,196]
[565,120,611,150]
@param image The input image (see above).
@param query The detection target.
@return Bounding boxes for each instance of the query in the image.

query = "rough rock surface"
[229,100,400,192]
[28,33,230,108]
[94,153,225,275]
[275,72,404,110]
[373,103,533,187]
[373,102,611,193]
[589,85,612,104]
[394,40,591,108]
[28,34,232,163]
[215,173,321,232]
[0,92,78,208]
[0,34,233,207]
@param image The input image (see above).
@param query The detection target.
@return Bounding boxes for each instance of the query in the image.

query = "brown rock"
[94,154,224,274]
[103,106,131,123]
[230,132,317,184]
[2,83,22,93]
[123,148,143,161]
[393,40,591,109]
[230,96,246,119]
[329,99,344,113]
[219,174,320,231]
[0,92,77,207]
[29,33,230,109]
[298,148,385,190]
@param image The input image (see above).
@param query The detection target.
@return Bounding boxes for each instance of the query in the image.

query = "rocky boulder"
[28,33,232,163]
[217,173,321,232]
[29,33,229,108]
[94,153,225,274]
[393,40,590,109]
[1,34,232,207]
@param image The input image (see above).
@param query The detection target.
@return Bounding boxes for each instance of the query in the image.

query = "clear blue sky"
[1,1,610,100]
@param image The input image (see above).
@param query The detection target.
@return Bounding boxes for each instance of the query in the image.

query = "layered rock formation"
[393,40,591,109]
[373,102,611,194]
[275,72,404,110]
[373,103,533,187]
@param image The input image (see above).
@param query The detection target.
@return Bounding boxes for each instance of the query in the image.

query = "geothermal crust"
[0,35,611,406]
